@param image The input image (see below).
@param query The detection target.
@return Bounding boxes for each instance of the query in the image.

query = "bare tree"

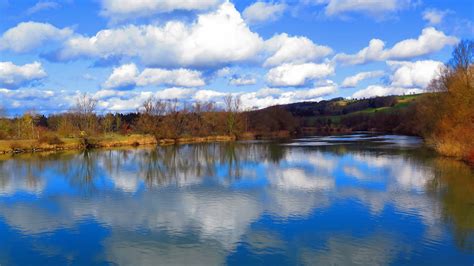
[224,94,242,137]
[420,39,474,158]
[448,39,473,89]
[73,93,98,133]
[137,97,168,140]
[165,99,188,140]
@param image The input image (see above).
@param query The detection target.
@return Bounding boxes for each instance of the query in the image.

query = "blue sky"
[0,0,473,115]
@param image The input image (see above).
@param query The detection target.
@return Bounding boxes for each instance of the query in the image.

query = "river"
[0,133,473,265]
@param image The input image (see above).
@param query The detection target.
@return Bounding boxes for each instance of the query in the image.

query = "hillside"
[247,94,422,136]
[275,94,420,117]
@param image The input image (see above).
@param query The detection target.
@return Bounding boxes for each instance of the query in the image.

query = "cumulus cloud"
[243,1,286,24]
[58,2,263,68]
[103,63,206,90]
[100,0,223,21]
[0,61,47,89]
[3,84,339,123]
[264,33,332,67]
[138,68,205,87]
[229,75,257,86]
[350,60,443,98]
[388,60,443,88]
[155,87,196,99]
[422,9,450,25]
[239,82,337,109]
[335,27,458,65]
[3,83,336,113]
[193,89,226,102]
[0,22,73,53]
[266,62,334,87]
[0,88,77,113]
[103,64,139,90]
[278,83,337,101]
[352,85,422,99]
[341,70,384,88]
[94,88,197,111]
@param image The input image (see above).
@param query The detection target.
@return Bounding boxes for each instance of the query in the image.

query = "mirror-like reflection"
[0,133,473,265]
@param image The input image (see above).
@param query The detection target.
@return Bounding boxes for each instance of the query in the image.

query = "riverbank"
[1,132,472,166]
[0,134,236,155]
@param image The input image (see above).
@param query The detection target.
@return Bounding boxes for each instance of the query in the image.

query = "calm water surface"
[0,133,473,265]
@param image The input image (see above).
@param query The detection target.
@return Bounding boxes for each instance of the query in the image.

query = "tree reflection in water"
[427,158,474,251]
[0,140,472,255]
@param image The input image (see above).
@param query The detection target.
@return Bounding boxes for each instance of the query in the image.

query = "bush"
[38,133,64,145]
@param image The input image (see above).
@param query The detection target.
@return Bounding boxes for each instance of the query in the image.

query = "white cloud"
[254,87,283,97]
[1,83,337,116]
[137,68,205,87]
[352,85,422,99]
[388,60,443,88]
[0,88,54,100]
[0,88,77,113]
[350,59,443,98]
[266,62,334,87]
[193,89,226,102]
[59,2,263,67]
[100,0,223,21]
[215,67,232,78]
[243,1,286,24]
[335,27,458,65]
[26,1,60,15]
[90,83,337,112]
[341,70,384,88]
[0,22,73,53]
[264,33,332,67]
[229,76,257,86]
[279,83,337,100]
[315,0,413,17]
[349,59,444,99]
[155,87,196,100]
[95,90,152,111]
[95,88,197,111]
[240,83,337,109]
[103,64,139,90]
[0,61,47,89]
[335,39,385,65]
[422,9,450,25]
[387,27,458,58]
[103,63,206,90]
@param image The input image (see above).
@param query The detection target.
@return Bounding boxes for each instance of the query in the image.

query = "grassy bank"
[0,134,235,154]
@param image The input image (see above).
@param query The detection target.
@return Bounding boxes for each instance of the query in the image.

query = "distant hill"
[266,94,421,118]
[246,94,423,136]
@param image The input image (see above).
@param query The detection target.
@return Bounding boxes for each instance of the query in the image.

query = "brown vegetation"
[415,40,474,163]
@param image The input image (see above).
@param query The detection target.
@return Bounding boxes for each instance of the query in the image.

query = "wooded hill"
[247,94,421,135]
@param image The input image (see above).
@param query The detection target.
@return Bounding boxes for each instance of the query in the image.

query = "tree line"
[0,93,298,145]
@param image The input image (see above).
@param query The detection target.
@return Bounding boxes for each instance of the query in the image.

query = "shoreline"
[0,134,236,155]
[1,132,472,166]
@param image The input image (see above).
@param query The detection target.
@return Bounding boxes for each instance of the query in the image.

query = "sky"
[0,0,473,115]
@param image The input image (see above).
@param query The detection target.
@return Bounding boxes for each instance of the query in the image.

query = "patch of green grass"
[395,94,421,102]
